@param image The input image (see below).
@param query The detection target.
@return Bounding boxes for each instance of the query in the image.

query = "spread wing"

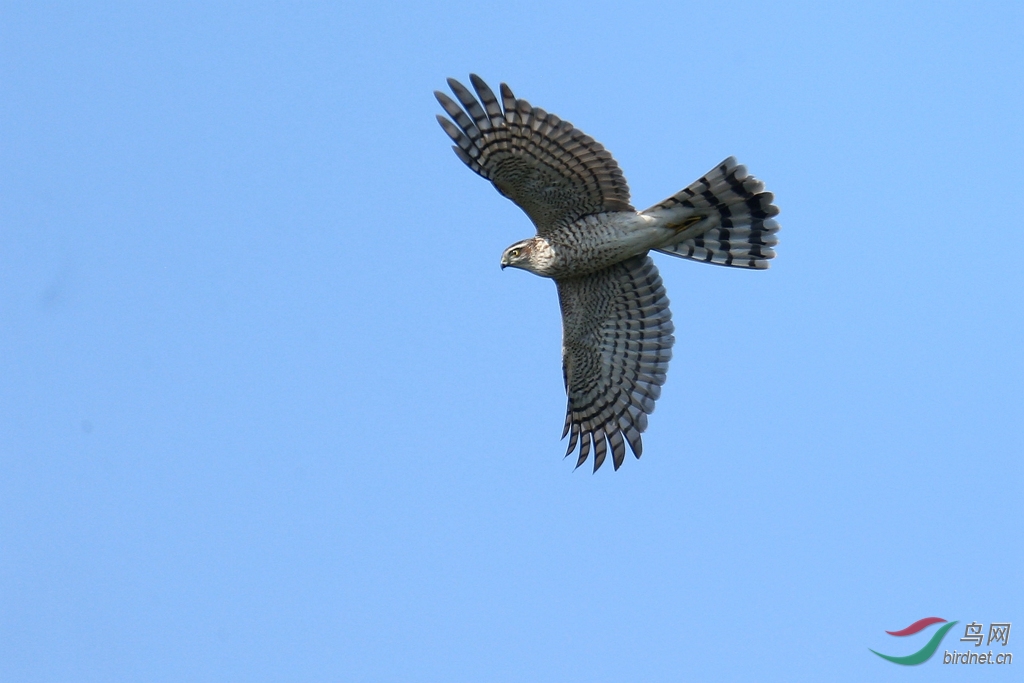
[435,74,633,235]
[557,255,673,471]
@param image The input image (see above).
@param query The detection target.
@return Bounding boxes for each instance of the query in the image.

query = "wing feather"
[556,255,673,471]
[435,75,633,234]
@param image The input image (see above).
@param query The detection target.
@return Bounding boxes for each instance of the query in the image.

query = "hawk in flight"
[436,75,780,471]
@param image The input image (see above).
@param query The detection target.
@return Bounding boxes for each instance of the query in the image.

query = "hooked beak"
[500,256,508,270]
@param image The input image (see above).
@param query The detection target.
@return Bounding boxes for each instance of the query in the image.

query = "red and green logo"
[870,617,958,665]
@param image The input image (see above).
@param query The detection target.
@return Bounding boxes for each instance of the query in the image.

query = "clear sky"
[2,2,1021,681]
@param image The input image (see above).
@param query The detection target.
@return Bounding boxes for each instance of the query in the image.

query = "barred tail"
[645,157,780,269]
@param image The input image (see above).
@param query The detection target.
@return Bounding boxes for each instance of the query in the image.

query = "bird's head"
[500,240,533,271]
[500,237,554,275]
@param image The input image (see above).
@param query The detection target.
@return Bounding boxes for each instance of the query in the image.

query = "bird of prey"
[435,74,780,471]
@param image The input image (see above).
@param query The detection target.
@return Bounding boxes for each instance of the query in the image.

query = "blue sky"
[1,2,1021,681]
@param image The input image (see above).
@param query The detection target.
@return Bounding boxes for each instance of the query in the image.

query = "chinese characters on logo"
[988,623,1011,647]
[961,622,983,646]
[960,622,1010,647]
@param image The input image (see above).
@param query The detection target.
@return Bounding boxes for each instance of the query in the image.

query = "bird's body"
[436,74,780,471]
[506,212,667,279]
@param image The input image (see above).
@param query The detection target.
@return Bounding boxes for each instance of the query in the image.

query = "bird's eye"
[510,249,520,258]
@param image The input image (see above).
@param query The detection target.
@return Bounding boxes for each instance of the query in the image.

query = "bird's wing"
[435,74,633,235]
[556,255,673,471]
